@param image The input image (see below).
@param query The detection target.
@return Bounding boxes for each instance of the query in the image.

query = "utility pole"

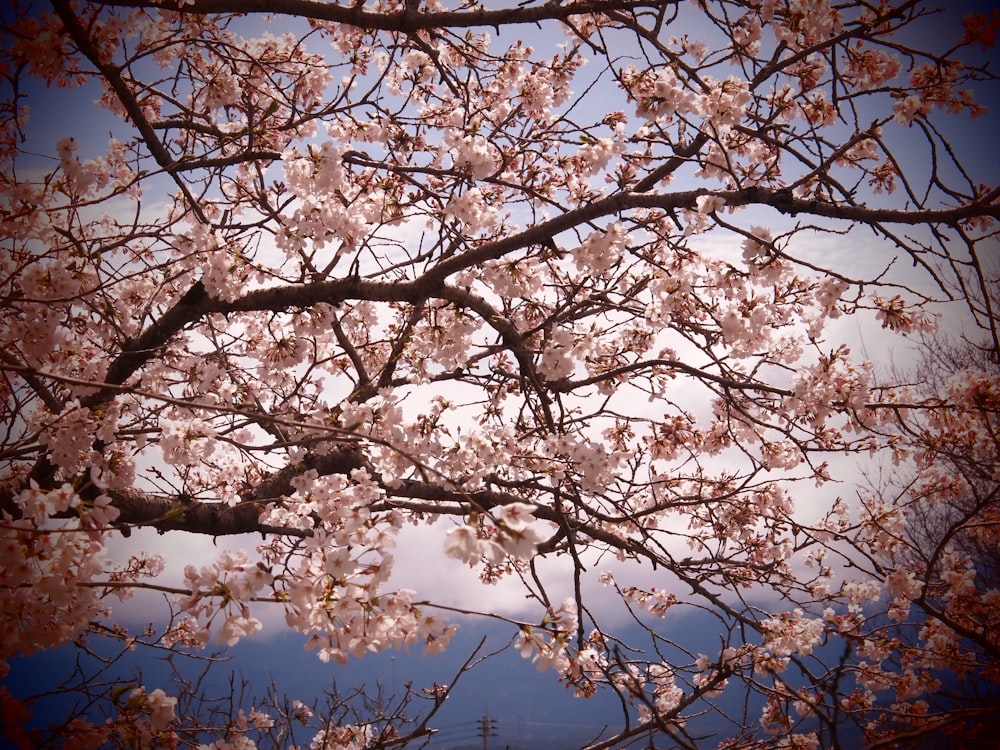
[478,714,497,750]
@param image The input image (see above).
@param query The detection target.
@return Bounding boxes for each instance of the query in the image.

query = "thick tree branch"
[91,0,673,31]
[103,467,539,537]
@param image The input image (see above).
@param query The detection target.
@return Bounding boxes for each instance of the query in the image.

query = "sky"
[8,625,624,748]
[5,601,811,749]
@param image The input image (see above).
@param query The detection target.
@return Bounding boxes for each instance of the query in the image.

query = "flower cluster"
[1,483,118,670]
[515,598,580,675]
[760,609,826,659]
[444,503,546,566]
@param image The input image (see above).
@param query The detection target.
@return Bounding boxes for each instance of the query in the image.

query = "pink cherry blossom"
[1,0,998,746]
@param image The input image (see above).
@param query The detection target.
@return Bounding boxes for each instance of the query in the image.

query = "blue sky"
[7,600,874,748]
[7,617,620,747]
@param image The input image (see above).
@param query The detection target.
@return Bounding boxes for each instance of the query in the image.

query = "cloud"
[388,519,574,621]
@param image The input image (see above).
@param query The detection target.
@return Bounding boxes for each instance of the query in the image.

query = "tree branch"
[91,0,673,31]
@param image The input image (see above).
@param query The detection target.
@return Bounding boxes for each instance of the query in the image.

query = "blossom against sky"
[2,1,999,748]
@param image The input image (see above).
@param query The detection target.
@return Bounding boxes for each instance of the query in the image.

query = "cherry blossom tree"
[2,0,998,747]
[853,331,1000,749]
